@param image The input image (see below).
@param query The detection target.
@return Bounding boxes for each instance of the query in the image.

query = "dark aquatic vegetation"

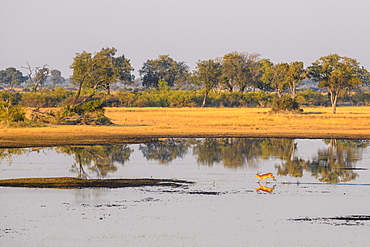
[290,215,370,226]
[0,177,194,189]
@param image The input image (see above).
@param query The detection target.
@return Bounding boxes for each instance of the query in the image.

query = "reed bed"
[1,106,370,148]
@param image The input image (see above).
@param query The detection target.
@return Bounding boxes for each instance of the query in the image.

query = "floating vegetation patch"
[158,189,223,196]
[290,215,370,226]
[0,177,194,189]
[187,191,222,195]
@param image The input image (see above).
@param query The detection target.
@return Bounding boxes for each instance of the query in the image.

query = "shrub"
[296,90,330,106]
[21,88,73,107]
[271,96,302,113]
[0,92,28,126]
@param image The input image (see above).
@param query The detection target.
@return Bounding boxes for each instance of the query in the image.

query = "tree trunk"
[33,82,39,93]
[73,82,83,107]
[106,84,111,95]
[202,90,208,107]
[330,91,338,114]
[291,84,296,98]
[277,89,282,98]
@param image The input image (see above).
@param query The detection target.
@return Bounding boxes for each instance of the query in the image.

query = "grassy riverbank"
[1,106,370,148]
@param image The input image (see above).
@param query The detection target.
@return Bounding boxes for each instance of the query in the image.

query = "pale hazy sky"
[1,0,370,78]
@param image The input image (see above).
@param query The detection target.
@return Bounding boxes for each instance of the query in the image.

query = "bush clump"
[58,99,112,125]
[271,96,302,113]
[29,99,113,125]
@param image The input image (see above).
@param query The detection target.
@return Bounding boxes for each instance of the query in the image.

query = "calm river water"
[1,138,370,246]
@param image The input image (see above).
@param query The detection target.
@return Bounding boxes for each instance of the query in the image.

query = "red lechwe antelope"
[255,184,276,194]
[255,172,276,183]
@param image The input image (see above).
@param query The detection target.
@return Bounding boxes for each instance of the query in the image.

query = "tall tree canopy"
[193,59,222,107]
[70,47,134,105]
[286,61,306,98]
[308,54,370,114]
[219,52,261,92]
[257,60,306,98]
[50,69,65,87]
[139,55,189,88]
[0,67,27,90]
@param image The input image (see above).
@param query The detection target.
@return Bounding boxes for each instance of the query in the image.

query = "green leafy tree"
[219,52,261,92]
[271,63,290,98]
[0,91,25,126]
[50,69,65,87]
[256,59,275,91]
[70,47,134,106]
[193,59,222,107]
[308,54,370,114]
[286,61,306,98]
[139,55,189,89]
[0,67,27,90]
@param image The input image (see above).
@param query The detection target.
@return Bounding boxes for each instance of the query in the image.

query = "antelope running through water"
[255,172,276,183]
[255,184,276,194]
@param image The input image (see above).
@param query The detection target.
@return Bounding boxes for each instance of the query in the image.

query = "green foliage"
[115,91,138,107]
[50,69,65,86]
[139,55,189,88]
[193,59,222,106]
[20,88,73,107]
[114,89,274,108]
[58,99,112,125]
[308,54,370,113]
[219,52,261,92]
[0,92,27,126]
[0,104,26,123]
[271,96,302,113]
[296,90,330,106]
[158,79,170,92]
[0,67,27,90]
[70,47,134,106]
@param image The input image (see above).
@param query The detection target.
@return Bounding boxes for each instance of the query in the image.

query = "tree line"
[1,47,370,126]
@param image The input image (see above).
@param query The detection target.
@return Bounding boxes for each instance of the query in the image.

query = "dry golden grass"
[1,106,370,147]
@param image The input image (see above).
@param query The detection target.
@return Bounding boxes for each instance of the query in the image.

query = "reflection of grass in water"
[0,177,194,189]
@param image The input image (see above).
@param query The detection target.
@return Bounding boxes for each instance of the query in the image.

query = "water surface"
[1,138,370,246]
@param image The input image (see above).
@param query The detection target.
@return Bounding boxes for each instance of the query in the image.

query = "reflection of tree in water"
[220,138,261,168]
[139,138,191,164]
[192,138,222,166]
[0,148,29,165]
[272,139,308,178]
[193,138,287,168]
[275,139,369,183]
[1,138,368,183]
[56,145,133,179]
[307,139,368,183]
